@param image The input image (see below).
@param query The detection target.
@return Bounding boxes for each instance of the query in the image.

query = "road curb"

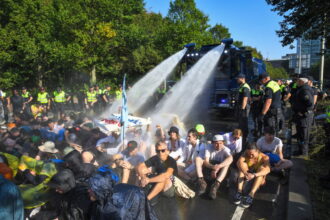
[287,158,313,220]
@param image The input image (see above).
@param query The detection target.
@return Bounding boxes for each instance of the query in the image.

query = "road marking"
[231,206,245,220]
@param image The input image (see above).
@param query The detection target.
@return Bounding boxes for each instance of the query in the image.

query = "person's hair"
[155,141,166,149]
[264,127,275,136]
[245,142,259,151]
[188,128,198,138]
[47,119,54,124]
[232,129,242,137]
[63,150,83,176]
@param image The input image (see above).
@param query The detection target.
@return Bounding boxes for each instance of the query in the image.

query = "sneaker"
[209,181,220,200]
[241,195,253,208]
[197,178,207,196]
[233,192,243,205]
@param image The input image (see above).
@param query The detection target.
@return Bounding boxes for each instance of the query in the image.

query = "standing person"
[84,86,97,114]
[0,89,9,122]
[102,85,115,108]
[258,73,282,135]
[115,85,122,101]
[94,85,104,114]
[21,87,33,119]
[37,87,51,113]
[233,143,270,208]
[9,89,24,116]
[53,87,70,120]
[277,80,289,133]
[251,83,264,138]
[307,76,319,127]
[292,76,314,156]
[236,74,251,145]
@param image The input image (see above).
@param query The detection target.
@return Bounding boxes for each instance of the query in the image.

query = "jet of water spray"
[148,44,225,129]
[102,48,188,116]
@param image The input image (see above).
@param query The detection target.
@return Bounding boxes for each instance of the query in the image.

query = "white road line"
[231,206,245,220]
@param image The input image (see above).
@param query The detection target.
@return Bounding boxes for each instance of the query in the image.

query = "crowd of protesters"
[0,74,329,219]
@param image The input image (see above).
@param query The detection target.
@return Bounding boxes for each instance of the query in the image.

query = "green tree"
[265,62,289,79]
[209,23,231,42]
[266,0,330,48]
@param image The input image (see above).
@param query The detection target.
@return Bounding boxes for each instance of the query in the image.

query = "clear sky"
[144,0,295,60]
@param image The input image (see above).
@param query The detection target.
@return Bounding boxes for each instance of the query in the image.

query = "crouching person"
[195,135,233,199]
[137,141,177,204]
[233,143,270,208]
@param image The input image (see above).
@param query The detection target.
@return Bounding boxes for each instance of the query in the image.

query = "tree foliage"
[266,0,330,48]
[0,0,271,90]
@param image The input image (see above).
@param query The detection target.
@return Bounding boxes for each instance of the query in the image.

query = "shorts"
[162,185,175,198]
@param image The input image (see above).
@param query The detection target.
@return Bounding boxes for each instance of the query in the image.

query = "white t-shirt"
[256,136,283,154]
[205,145,231,162]
[166,138,186,152]
[172,139,206,164]
[223,132,242,155]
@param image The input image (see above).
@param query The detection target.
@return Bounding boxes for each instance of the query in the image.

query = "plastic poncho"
[89,167,158,220]
[0,175,24,220]
[18,155,58,209]
[0,152,20,177]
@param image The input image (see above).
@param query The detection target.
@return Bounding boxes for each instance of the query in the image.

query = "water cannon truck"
[182,38,265,113]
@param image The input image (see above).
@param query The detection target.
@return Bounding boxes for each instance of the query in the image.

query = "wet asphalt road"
[154,111,288,220]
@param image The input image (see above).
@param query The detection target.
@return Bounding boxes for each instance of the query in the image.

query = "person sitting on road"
[256,126,293,172]
[137,141,177,204]
[233,143,270,208]
[223,129,243,156]
[111,140,145,184]
[166,126,186,153]
[195,135,233,199]
[174,128,207,182]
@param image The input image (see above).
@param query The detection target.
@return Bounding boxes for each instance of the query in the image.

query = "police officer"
[115,85,122,100]
[0,89,9,122]
[21,87,33,118]
[103,85,115,108]
[94,85,104,114]
[37,87,50,112]
[258,73,282,135]
[53,87,70,119]
[251,83,263,139]
[307,76,319,128]
[236,73,251,145]
[277,79,289,133]
[85,86,97,114]
[292,76,314,156]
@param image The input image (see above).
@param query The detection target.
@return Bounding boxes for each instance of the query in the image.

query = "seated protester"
[39,119,65,143]
[174,128,207,182]
[166,126,186,153]
[137,141,178,203]
[40,169,92,220]
[81,141,111,167]
[0,174,24,220]
[2,127,24,155]
[88,168,158,220]
[195,135,233,199]
[63,150,96,183]
[223,129,243,155]
[95,131,121,155]
[256,127,293,172]
[112,141,145,184]
[233,143,271,208]
[0,155,14,180]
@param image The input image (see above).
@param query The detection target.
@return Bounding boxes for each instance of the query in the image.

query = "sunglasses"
[156,149,166,153]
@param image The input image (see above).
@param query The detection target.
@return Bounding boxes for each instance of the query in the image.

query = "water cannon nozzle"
[221,38,233,45]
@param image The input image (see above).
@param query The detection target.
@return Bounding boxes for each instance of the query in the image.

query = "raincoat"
[89,168,158,220]
[0,175,24,220]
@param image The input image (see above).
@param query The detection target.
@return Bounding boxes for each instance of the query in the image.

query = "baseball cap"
[306,75,314,81]
[213,134,224,142]
[236,73,246,79]
[195,124,205,135]
[258,73,269,80]
[127,140,138,152]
